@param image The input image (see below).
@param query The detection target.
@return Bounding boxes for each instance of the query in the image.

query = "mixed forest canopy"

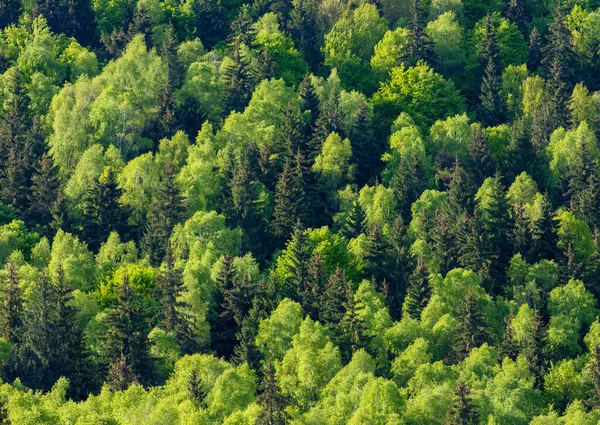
[4,0,600,423]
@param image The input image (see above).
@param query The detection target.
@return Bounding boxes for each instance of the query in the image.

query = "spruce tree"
[543,7,575,127]
[519,308,546,389]
[156,249,196,354]
[102,274,150,390]
[0,0,21,29]
[128,3,153,46]
[27,154,60,231]
[223,37,255,114]
[192,0,227,49]
[257,360,288,425]
[230,5,255,46]
[478,14,505,127]
[402,257,431,320]
[142,160,185,266]
[81,167,130,252]
[0,262,24,382]
[272,154,306,243]
[453,293,491,361]
[284,226,312,303]
[407,0,433,64]
[445,382,478,425]
[587,344,600,408]
[505,0,527,35]
[289,0,321,70]
[468,124,494,187]
[499,316,518,361]
[527,27,544,72]
[350,100,377,187]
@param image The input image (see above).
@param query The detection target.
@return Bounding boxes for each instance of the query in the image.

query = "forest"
[3,0,600,423]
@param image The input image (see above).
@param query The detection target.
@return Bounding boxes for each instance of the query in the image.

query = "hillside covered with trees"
[3,0,600,423]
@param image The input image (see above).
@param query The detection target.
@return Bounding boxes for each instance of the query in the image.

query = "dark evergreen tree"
[64,0,97,45]
[284,226,312,303]
[319,268,348,332]
[445,382,478,425]
[407,0,433,64]
[230,5,255,46]
[587,344,600,409]
[272,153,306,243]
[505,0,527,35]
[519,308,546,389]
[27,154,60,231]
[192,0,227,49]
[499,316,519,361]
[350,99,378,187]
[142,160,185,266]
[566,141,600,228]
[156,249,197,354]
[527,27,544,72]
[0,262,23,346]
[543,7,575,127]
[478,14,505,126]
[128,3,153,46]
[402,257,430,320]
[223,37,255,114]
[0,0,21,29]
[81,167,130,251]
[289,0,321,70]
[453,293,491,361]
[468,124,494,187]
[256,360,288,425]
[102,274,150,390]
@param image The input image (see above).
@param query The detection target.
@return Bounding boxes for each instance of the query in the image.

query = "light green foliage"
[457,343,498,391]
[253,13,308,84]
[347,377,406,425]
[0,220,39,265]
[92,0,131,34]
[547,121,599,184]
[429,113,471,162]
[357,184,398,232]
[323,4,388,91]
[15,18,65,82]
[118,152,160,225]
[177,57,223,122]
[313,132,353,193]
[384,315,427,356]
[177,38,206,68]
[391,337,432,386]
[0,338,11,365]
[171,210,241,262]
[373,63,465,130]
[484,356,542,424]
[351,280,393,367]
[49,229,96,291]
[149,328,181,381]
[48,36,168,172]
[96,232,138,276]
[425,12,466,76]
[256,299,304,362]
[569,83,600,132]
[156,131,190,170]
[370,27,410,79]
[30,237,51,269]
[177,123,222,214]
[382,124,433,187]
[432,268,488,315]
[544,357,588,410]
[473,14,528,67]
[60,40,99,81]
[277,317,342,411]
[98,263,156,302]
[502,64,528,117]
[554,210,595,263]
[303,350,376,425]
[585,318,600,349]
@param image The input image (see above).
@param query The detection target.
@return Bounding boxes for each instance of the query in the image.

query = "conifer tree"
[272,154,306,243]
[230,5,255,46]
[257,360,288,425]
[128,3,153,46]
[528,27,544,72]
[454,293,491,361]
[499,316,518,361]
[445,382,478,425]
[0,262,23,346]
[298,75,320,134]
[587,344,600,408]
[81,168,130,252]
[0,0,21,29]
[543,7,575,127]
[468,124,494,187]
[407,0,433,64]
[302,253,326,320]
[27,154,60,231]
[192,0,227,49]
[284,226,312,302]
[320,268,349,331]
[350,100,377,187]
[289,0,320,70]
[223,37,255,114]
[102,274,150,390]
[478,14,505,126]
[156,250,196,354]
[142,160,185,266]
[64,0,96,45]
[519,309,546,389]
[402,257,430,320]
[505,0,526,35]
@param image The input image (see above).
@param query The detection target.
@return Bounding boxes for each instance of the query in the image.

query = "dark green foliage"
[478,14,505,127]
[102,274,150,390]
[453,293,491,361]
[407,0,433,65]
[403,257,430,320]
[257,360,288,425]
[192,0,227,49]
[272,153,306,243]
[142,161,185,266]
[0,0,21,29]
[445,382,478,425]
[27,154,60,231]
[289,0,320,70]
[0,262,23,346]
[223,37,255,114]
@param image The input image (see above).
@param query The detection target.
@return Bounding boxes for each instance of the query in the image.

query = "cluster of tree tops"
[5,0,600,423]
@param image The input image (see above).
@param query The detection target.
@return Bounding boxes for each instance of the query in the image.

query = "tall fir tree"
[504,0,527,35]
[289,0,321,70]
[102,274,150,390]
[81,167,130,252]
[519,308,546,389]
[223,37,255,114]
[256,360,288,425]
[453,293,491,361]
[468,124,494,187]
[445,382,478,425]
[478,14,505,127]
[350,99,378,187]
[587,344,600,408]
[527,27,544,72]
[0,262,24,382]
[407,0,433,64]
[272,153,306,244]
[402,257,431,320]
[543,7,575,127]
[27,154,60,231]
[142,160,185,266]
